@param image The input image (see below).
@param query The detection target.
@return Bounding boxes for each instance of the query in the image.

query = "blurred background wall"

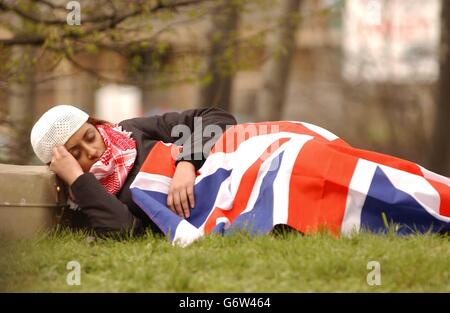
[1,0,449,175]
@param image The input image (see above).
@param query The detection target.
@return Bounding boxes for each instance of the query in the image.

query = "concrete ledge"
[0,164,67,239]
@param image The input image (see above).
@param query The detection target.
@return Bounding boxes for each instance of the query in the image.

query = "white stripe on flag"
[240,134,313,216]
[300,122,339,141]
[226,132,314,197]
[196,132,313,231]
[240,141,289,215]
[419,165,450,186]
[272,136,312,225]
[197,175,234,232]
[380,165,450,222]
[341,159,377,236]
[197,135,292,231]
[129,172,171,194]
[196,152,233,184]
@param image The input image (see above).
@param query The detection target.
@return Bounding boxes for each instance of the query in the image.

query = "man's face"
[64,123,106,172]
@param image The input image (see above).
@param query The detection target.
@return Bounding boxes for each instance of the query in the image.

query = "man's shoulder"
[118,117,148,130]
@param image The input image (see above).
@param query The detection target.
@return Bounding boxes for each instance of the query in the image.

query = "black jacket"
[61,107,237,236]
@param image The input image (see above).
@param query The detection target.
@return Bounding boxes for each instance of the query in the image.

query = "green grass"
[0,230,448,292]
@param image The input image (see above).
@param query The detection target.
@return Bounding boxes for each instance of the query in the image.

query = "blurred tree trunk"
[256,0,302,121]
[8,46,36,165]
[199,2,239,111]
[430,0,450,175]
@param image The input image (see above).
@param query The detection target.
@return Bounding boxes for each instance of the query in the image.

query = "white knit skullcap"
[30,105,89,163]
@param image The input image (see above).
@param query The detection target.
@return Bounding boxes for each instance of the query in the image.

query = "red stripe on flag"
[329,143,423,176]
[287,140,358,235]
[140,142,179,177]
[204,207,227,234]
[326,142,450,216]
[204,137,291,234]
[424,179,450,218]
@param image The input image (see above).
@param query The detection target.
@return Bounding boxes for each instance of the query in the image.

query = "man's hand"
[167,161,196,218]
[50,146,84,186]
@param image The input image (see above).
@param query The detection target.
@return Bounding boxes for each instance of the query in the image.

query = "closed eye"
[70,148,80,159]
[85,129,95,143]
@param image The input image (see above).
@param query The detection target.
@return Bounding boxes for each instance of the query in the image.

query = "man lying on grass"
[31,105,450,246]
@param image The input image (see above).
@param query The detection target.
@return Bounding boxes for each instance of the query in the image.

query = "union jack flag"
[130,122,450,246]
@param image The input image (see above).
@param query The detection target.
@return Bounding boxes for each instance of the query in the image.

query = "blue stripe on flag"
[187,168,232,228]
[360,167,450,234]
[225,151,284,235]
[131,188,182,241]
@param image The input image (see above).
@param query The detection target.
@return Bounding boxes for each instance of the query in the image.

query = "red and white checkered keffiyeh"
[89,124,137,195]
